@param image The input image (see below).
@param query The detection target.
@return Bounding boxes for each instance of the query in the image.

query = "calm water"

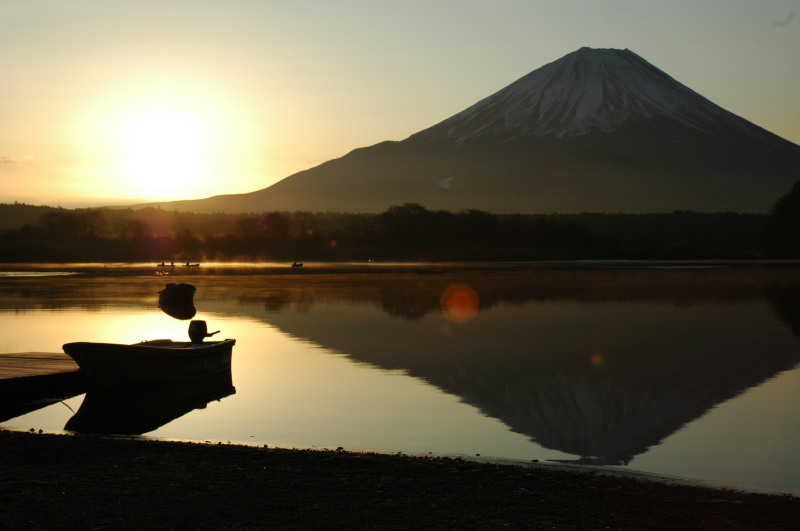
[2,263,800,495]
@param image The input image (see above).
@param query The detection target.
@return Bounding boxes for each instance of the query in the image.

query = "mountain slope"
[155,47,800,214]
[411,47,765,141]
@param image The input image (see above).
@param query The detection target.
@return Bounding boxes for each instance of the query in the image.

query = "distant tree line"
[1,183,798,262]
[763,181,800,258]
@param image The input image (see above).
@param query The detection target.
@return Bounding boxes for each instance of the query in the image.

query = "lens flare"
[440,283,479,324]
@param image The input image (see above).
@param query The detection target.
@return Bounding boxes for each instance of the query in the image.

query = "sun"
[116,109,213,199]
[75,84,266,203]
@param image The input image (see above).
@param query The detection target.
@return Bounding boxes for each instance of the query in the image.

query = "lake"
[2,262,800,495]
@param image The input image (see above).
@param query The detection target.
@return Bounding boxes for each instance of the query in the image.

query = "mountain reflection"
[232,269,800,465]
[3,267,800,463]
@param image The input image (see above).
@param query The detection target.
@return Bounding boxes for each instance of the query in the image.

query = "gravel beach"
[2,429,798,530]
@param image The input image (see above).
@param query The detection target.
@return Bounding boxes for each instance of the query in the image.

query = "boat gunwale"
[63,339,236,355]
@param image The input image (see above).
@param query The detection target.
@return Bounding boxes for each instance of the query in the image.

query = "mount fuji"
[164,47,800,213]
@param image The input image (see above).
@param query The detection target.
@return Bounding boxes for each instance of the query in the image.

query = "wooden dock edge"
[0,353,87,423]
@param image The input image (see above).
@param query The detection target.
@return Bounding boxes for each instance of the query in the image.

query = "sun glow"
[117,109,212,198]
[76,85,266,203]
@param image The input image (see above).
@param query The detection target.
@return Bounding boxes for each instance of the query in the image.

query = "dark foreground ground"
[2,430,798,530]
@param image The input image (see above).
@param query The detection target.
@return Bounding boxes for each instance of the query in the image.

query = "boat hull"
[62,339,236,389]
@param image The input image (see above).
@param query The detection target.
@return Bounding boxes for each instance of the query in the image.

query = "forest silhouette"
[1,185,798,262]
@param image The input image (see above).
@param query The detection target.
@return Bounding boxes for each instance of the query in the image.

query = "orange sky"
[1,1,798,207]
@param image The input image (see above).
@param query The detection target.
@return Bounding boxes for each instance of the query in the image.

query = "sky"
[1,0,798,207]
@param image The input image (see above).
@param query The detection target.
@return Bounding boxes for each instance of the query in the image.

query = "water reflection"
[1,267,800,472]
[768,284,800,338]
[0,374,86,423]
[203,268,800,466]
[65,368,235,435]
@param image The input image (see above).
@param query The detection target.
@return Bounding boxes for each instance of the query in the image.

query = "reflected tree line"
[1,188,798,262]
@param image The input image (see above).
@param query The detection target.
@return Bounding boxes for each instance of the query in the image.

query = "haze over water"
[2,263,800,495]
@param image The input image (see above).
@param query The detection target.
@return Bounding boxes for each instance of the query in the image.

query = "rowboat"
[158,282,196,304]
[63,327,235,389]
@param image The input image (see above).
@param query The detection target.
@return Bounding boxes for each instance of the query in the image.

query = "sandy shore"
[2,429,798,530]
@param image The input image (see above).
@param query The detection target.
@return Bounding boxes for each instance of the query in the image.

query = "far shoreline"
[2,258,800,275]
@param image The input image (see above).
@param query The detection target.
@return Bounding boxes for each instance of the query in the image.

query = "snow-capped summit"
[153,48,800,214]
[412,47,756,141]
